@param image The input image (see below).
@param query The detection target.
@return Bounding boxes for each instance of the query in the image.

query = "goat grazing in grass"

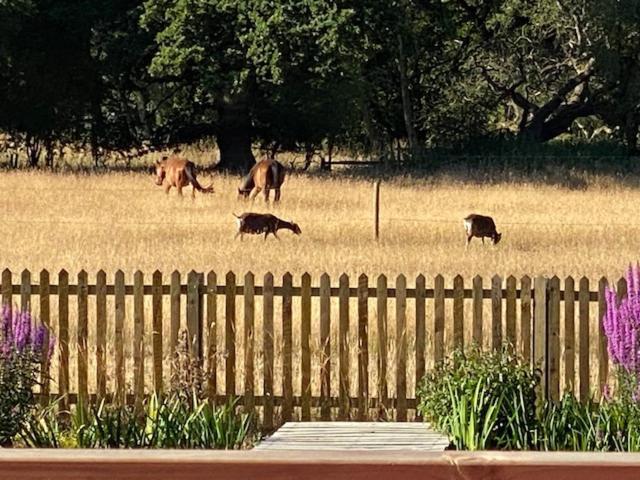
[238,158,286,202]
[463,213,502,247]
[233,212,301,240]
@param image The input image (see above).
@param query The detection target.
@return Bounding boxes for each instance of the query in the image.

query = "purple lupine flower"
[0,304,53,361]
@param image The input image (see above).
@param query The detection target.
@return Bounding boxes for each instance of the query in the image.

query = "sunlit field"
[0,164,638,280]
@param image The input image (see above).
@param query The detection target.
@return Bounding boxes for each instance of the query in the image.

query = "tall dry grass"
[0,166,637,279]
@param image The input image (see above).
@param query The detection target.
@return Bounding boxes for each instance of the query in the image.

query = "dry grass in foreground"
[0,167,637,280]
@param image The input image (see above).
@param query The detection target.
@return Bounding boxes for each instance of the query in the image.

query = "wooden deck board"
[255,422,450,451]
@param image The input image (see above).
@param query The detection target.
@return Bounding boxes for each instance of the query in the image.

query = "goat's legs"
[466,235,472,249]
[263,187,270,203]
[249,187,261,202]
[274,189,281,202]
[164,184,171,195]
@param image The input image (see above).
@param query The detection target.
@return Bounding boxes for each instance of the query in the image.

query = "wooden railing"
[1,269,619,425]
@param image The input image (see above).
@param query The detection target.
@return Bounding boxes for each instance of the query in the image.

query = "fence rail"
[0,268,617,426]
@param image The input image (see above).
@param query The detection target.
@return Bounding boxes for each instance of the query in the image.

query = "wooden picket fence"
[0,269,621,426]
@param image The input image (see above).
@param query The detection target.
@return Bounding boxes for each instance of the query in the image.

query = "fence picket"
[396,275,407,422]
[301,273,312,421]
[506,276,517,349]
[597,277,608,401]
[521,276,532,363]
[133,271,144,411]
[491,275,502,350]
[564,276,575,394]
[376,275,388,418]
[20,269,31,313]
[357,274,369,421]
[170,271,180,377]
[339,273,350,420]
[114,270,125,405]
[152,270,163,395]
[1,268,11,312]
[244,272,255,416]
[225,272,236,399]
[453,275,464,351]
[579,277,590,403]
[472,275,483,347]
[96,270,107,401]
[548,276,561,402]
[282,272,293,422]
[415,274,426,405]
[534,277,548,399]
[77,270,88,407]
[263,273,275,430]
[320,274,331,421]
[207,271,217,403]
[39,270,50,405]
[433,275,444,364]
[187,271,201,359]
[58,270,69,410]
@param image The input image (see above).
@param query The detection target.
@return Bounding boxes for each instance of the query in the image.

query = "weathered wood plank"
[39,270,51,405]
[301,273,312,421]
[472,275,483,347]
[96,270,107,402]
[506,276,517,349]
[564,276,575,394]
[263,273,275,431]
[206,271,217,403]
[414,274,426,412]
[433,275,444,365]
[225,272,237,398]
[244,272,255,416]
[114,270,125,405]
[520,276,532,364]
[579,277,590,403]
[534,277,548,399]
[548,276,560,402]
[357,274,369,421]
[282,272,294,422]
[597,277,608,401]
[339,274,350,420]
[77,270,88,407]
[133,271,144,411]
[376,275,388,418]
[396,275,407,422]
[169,271,181,378]
[151,270,162,395]
[491,275,502,351]
[58,270,69,411]
[319,273,331,421]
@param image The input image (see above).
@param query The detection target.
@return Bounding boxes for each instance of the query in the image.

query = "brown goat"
[155,155,214,199]
[463,214,502,247]
[238,159,286,202]
[233,212,301,240]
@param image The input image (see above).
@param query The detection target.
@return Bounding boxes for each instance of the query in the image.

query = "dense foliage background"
[2,0,640,169]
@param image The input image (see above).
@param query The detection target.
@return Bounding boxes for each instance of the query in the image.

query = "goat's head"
[492,232,502,245]
[154,157,167,186]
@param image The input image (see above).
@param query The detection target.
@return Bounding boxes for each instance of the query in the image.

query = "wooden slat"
[415,274,426,405]
[263,273,275,431]
[433,275,444,364]
[244,272,255,415]
[187,271,201,358]
[58,270,69,411]
[282,272,294,422]
[357,274,369,421]
[579,277,590,403]
[564,276,575,394]
[396,275,407,422]
[1,268,11,311]
[452,275,464,351]
[39,270,50,405]
[534,277,548,399]
[472,275,483,347]
[319,274,331,421]
[151,270,163,395]
[548,276,560,402]
[133,271,144,411]
[520,276,532,363]
[338,274,350,420]
[225,272,236,398]
[114,270,125,405]
[77,270,88,407]
[301,273,312,421]
[597,277,608,401]
[20,269,31,312]
[206,271,217,403]
[491,275,502,351]
[376,275,388,418]
[170,271,181,377]
[96,270,107,402]
[506,276,517,349]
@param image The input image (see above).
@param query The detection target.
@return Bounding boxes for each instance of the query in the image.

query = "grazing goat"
[238,158,286,202]
[463,214,502,247]
[233,212,301,240]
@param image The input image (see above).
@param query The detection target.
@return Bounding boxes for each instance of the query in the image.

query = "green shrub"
[416,347,539,450]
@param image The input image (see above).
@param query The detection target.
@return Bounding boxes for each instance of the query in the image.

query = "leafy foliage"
[0,305,53,446]
[416,347,539,450]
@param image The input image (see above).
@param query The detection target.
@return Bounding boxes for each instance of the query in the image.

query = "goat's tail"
[185,163,214,193]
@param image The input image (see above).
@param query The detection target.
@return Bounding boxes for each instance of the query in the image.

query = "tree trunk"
[397,34,418,159]
[216,95,255,172]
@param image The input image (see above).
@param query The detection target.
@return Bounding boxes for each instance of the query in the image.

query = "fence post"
[187,271,203,360]
[533,277,549,401]
[373,180,380,241]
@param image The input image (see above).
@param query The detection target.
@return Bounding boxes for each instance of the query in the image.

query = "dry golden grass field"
[0,164,637,280]
[0,160,631,415]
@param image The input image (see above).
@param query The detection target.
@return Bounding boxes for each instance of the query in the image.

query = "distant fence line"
[0,268,619,426]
